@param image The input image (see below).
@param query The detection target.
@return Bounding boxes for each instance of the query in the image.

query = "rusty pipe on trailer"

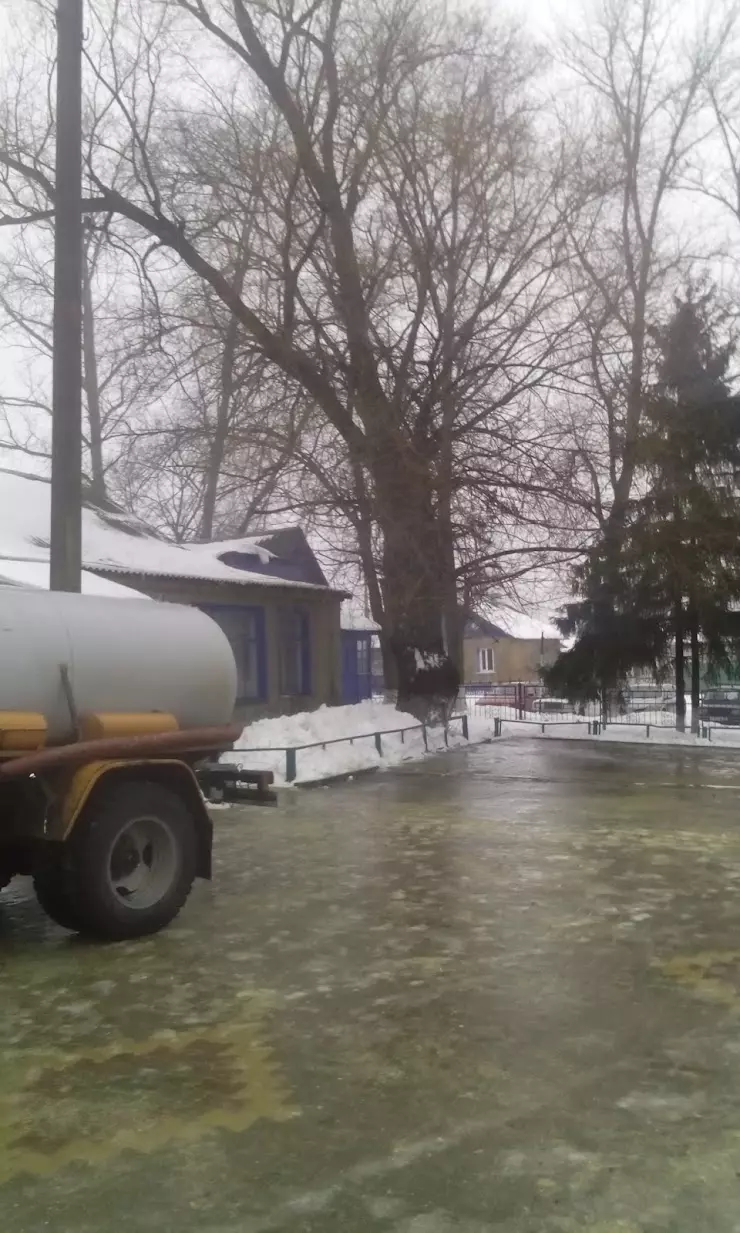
[0,724,243,780]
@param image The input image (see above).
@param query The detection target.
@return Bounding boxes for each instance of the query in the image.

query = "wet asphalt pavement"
[4,738,740,1231]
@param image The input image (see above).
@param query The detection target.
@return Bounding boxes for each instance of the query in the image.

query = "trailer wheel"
[33,861,87,932]
[37,780,199,941]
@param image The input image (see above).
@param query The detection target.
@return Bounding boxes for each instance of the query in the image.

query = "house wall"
[93,571,342,724]
[463,635,560,684]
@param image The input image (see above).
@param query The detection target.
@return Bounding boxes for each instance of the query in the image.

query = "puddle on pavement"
[3,740,740,1230]
[0,1016,293,1185]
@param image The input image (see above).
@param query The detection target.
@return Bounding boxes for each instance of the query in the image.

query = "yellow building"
[462,612,561,685]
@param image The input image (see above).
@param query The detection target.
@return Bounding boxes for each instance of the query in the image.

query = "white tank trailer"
[0,589,237,741]
[0,589,273,942]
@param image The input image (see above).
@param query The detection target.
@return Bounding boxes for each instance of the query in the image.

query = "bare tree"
[5,0,704,715]
[687,32,740,299]
[0,213,170,495]
[26,0,568,717]
[557,0,736,543]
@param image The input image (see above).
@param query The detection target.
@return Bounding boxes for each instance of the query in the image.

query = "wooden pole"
[50,0,83,592]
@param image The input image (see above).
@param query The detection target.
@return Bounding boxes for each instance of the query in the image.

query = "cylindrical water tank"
[0,589,237,743]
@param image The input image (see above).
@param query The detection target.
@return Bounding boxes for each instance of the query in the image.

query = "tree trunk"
[674,595,686,733]
[350,457,395,691]
[199,313,238,540]
[81,250,106,504]
[371,441,459,722]
[200,225,253,541]
[437,486,463,681]
[689,600,700,735]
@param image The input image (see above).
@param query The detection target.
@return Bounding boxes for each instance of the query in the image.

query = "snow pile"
[228,699,495,785]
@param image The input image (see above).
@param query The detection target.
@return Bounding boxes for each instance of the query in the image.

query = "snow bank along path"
[227,700,496,786]
[225,699,740,790]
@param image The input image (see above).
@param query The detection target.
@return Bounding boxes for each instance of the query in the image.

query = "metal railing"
[463,681,738,737]
[232,712,470,783]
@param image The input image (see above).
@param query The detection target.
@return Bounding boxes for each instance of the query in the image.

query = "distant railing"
[463,680,734,738]
[233,712,471,783]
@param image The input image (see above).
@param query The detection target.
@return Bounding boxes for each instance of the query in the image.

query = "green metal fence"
[232,712,472,783]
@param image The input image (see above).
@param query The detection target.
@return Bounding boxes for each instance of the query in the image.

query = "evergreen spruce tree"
[546,292,740,730]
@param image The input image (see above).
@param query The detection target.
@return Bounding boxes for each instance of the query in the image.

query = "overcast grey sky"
[0,0,735,475]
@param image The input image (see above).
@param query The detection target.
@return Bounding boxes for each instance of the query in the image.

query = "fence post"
[461,714,469,740]
[646,724,650,739]
[285,747,297,783]
[374,731,383,756]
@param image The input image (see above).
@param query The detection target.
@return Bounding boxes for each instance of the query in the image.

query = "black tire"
[35,780,199,942]
[33,860,88,932]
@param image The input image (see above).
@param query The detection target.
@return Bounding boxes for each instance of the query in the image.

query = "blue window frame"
[356,636,370,677]
[278,608,311,696]
[201,605,267,702]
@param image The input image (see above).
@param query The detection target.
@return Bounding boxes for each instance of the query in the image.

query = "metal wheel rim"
[107,816,179,911]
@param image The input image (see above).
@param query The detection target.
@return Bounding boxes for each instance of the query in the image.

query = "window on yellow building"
[477,646,495,673]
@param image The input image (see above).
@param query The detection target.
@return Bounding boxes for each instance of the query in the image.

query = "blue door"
[341,632,372,703]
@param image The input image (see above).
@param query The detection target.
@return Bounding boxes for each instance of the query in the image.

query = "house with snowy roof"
[463,609,561,685]
[0,467,347,722]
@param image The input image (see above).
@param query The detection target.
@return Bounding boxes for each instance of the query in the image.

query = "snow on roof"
[0,469,330,592]
[465,612,510,639]
[340,603,381,632]
[0,557,148,599]
[180,535,272,564]
[485,606,562,641]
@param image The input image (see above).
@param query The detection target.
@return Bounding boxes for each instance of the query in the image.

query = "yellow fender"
[41,759,214,880]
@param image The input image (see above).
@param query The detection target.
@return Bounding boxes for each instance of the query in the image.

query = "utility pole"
[50,0,83,592]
